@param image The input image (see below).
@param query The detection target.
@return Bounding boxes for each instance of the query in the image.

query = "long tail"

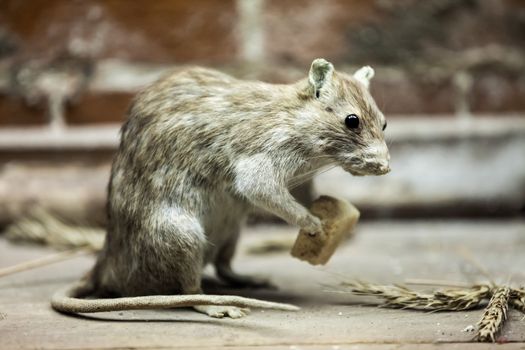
[51,284,299,314]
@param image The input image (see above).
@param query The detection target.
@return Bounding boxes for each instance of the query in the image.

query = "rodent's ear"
[353,66,375,89]
[308,58,334,97]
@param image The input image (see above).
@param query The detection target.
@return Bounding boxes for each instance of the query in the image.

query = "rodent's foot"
[193,305,251,319]
[300,215,323,237]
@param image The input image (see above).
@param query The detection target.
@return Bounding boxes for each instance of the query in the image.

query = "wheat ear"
[342,281,491,311]
[476,286,510,342]
[510,288,525,314]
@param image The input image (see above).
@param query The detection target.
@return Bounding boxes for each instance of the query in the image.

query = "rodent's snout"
[358,158,390,175]
[365,142,390,173]
[373,160,390,175]
[348,142,391,176]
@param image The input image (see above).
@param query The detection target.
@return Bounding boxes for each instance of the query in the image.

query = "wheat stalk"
[0,208,104,278]
[4,207,104,251]
[342,281,491,311]
[476,286,510,342]
[0,248,92,278]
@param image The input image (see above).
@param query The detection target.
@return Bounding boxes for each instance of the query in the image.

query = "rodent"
[51,58,390,319]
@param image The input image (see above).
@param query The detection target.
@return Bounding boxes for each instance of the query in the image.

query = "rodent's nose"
[378,162,390,174]
[363,142,390,174]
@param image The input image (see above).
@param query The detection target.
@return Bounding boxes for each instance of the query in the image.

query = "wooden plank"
[0,220,524,349]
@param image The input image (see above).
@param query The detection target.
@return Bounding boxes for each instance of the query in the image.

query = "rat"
[51,58,390,319]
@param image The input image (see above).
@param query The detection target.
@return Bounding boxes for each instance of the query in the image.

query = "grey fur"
[51,58,389,318]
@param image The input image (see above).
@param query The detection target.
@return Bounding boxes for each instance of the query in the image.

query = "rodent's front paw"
[301,215,323,237]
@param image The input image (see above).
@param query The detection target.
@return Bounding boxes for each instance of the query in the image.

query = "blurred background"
[0,0,524,228]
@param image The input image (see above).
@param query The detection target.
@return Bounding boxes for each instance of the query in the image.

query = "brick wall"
[0,0,524,128]
[0,0,524,225]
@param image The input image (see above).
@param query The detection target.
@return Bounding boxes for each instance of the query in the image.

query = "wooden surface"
[0,220,524,349]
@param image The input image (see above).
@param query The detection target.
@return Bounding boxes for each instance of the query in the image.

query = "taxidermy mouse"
[51,58,389,319]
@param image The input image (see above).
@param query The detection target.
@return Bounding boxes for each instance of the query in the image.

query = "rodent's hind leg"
[216,264,275,289]
[193,305,250,319]
[214,230,275,289]
[181,268,251,319]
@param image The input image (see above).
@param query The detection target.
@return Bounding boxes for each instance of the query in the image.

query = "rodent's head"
[299,58,390,176]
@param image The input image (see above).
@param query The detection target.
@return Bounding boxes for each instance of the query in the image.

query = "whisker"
[288,163,339,190]
[285,155,337,189]
[288,168,324,189]
[314,163,339,178]
[288,170,321,189]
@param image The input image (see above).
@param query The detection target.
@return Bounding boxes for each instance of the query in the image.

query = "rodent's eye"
[382,121,387,131]
[325,107,333,113]
[345,114,360,129]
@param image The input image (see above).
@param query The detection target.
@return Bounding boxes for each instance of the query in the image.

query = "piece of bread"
[291,196,360,265]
